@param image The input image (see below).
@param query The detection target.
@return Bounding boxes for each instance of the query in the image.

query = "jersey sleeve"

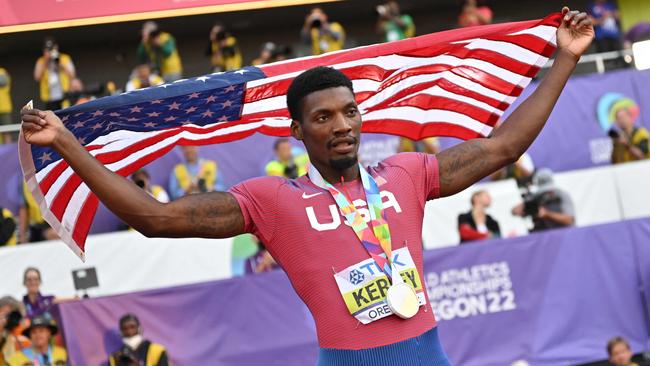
[228,177,283,245]
[382,152,441,202]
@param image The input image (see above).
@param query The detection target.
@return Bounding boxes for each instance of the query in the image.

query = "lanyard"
[309,164,394,280]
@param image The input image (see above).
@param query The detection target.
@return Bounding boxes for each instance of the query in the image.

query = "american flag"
[20,14,561,259]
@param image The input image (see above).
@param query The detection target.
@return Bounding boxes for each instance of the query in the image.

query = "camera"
[521,190,560,217]
[608,128,620,139]
[198,178,207,193]
[310,18,322,29]
[114,347,139,366]
[284,163,298,179]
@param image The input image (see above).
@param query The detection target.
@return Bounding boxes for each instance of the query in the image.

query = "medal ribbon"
[309,164,394,280]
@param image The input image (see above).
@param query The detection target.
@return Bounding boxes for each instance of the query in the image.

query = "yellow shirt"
[612,127,650,164]
[310,22,345,55]
[36,53,73,105]
[0,67,12,114]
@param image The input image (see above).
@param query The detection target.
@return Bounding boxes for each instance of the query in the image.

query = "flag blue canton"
[31,67,266,172]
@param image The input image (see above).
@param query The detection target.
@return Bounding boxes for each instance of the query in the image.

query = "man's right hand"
[21,109,66,148]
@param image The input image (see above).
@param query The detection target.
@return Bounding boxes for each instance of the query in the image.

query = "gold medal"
[386,282,419,319]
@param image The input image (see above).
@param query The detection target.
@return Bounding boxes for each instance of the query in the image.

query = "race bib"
[334,247,426,324]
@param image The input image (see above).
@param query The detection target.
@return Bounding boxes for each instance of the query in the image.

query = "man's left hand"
[556,7,594,61]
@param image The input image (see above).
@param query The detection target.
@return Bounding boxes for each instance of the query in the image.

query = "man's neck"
[34,343,49,354]
[313,162,359,184]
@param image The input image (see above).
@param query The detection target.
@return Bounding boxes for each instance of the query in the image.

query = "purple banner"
[57,218,650,366]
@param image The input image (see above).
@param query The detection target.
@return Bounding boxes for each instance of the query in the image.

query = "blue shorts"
[317,327,452,366]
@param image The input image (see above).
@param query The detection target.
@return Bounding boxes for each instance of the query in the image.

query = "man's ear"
[290,120,303,141]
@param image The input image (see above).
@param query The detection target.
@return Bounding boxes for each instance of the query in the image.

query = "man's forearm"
[491,50,578,159]
[543,210,574,226]
[52,129,165,235]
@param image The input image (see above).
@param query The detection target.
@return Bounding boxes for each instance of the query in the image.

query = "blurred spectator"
[458,190,500,243]
[19,182,57,243]
[610,104,649,164]
[398,137,440,154]
[301,8,345,55]
[207,23,242,72]
[137,21,183,82]
[131,169,169,203]
[376,1,415,42]
[19,182,56,243]
[1,206,17,246]
[265,138,309,178]
[490,152,535,186]
[169,146,219,200]
[1,297,30,364]
[125,64,164,92]
[109,314,169,366]
[512,169,575,232]
[458,0,493,28]
[65,77,91,106]
[607,336,638,366]
[7,314,67,366]
[33,37,76,110]
[22,267,55,319]
[587,0,622,53]
[252,42,277,66]
[0,66,13,144]
[252,248,279,273]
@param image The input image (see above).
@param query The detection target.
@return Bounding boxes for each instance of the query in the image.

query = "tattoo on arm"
[438,140,492,197]
[167,192,245,238]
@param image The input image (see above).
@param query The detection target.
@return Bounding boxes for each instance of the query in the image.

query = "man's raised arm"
[21,109,245,238]
[437,7,594,197]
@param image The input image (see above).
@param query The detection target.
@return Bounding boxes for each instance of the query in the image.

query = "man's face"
[291,87,361,173]
[615,108,634,131]
[30,326,51,348]
[136,65,151,81]
[0,305,10,329]
[120,319,140,338]
[24,270,41,294]
[182,146,199,164]
[609,342,633,366]
[275,141,293,162]
[478,192,491,207]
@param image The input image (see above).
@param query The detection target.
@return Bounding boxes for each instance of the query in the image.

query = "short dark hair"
[273,138,290,151]
[286,66,354,122]
[119,313,140,328]
[607,336,631,356]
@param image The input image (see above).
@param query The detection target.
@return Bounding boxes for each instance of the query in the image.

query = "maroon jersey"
[229,152,440,350]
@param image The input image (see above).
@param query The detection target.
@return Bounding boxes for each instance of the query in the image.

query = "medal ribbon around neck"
[309,163,394,280]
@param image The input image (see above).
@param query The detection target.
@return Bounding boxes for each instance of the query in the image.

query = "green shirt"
[383,15,415,42]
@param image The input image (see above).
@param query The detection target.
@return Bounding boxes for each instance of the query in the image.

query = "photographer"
[0,206,16,246]
[610,104,650,164]
[512,169,575,232]
[207,23,242,72]
[130,169,169,203]
[169,146,220,200]
[33,37,76,110]
[126,64,164,92]
[376,1,415,42]
[265,138,309,179]
[1,297,30,364]
[0,66,13,143]
[109,314,169,366]
[137,21,183,82]
[301,8,345,55]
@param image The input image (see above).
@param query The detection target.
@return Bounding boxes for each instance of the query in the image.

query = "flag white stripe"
[464,39,549,67]
[362,106,493,135]
[410,85,505,116]
[510,25,557,46]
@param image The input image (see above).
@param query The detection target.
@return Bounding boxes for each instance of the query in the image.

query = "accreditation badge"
[333,247,426,324]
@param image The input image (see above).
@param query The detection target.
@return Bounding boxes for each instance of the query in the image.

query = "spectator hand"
[537,206,549,219]
[557,7,594,61]
[21,108,66,147]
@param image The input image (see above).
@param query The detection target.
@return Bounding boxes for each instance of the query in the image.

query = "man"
[168,146,219,200]
[7,314,67,366]
[512,169,575,232]
[126,64,164,92]
[301,8,345,55]
[131,169,169,203]
[588,0,621,53]
[265,138,309,178]
[0,297,30,365]
[458,190,500,243]
[109,314,169,366]
[376,1,415,42]
[21,8,592,364]
[207,23,242,72]
[606,336,639,366]
[137,21,183,82]
[33,37,76,110]
[610,105,650,164]
[0,66,13,143]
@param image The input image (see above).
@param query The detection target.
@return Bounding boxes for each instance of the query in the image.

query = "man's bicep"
[437,138,504,197]
[163,192,245,238]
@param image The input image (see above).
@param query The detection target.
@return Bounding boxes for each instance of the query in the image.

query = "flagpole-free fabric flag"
[19,14,562,260]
